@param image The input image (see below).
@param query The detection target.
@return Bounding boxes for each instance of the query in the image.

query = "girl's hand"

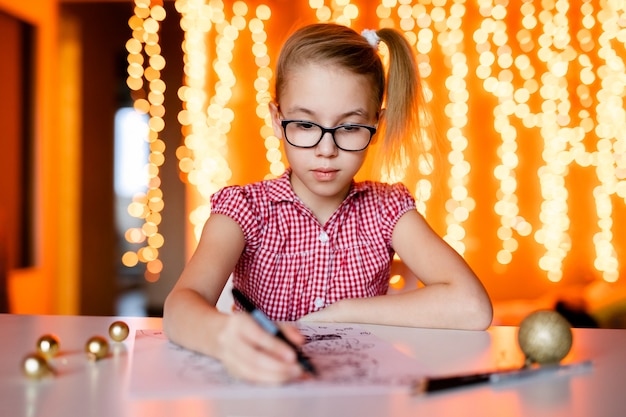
[215,312,306,384]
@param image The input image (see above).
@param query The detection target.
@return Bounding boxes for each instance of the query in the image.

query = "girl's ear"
[268,102,284,139]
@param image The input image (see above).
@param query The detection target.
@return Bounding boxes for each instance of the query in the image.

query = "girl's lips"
[312,169,338,181]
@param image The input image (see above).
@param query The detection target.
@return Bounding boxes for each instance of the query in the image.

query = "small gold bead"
[108,321,130,342]
[85,336,109,361]
[21,353,54,379]
[36,334,60,359]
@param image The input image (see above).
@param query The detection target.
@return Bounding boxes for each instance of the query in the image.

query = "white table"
[1,314,624,417]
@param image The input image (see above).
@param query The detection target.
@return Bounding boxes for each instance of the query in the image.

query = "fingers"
[216,313,304,384]
[278,322,306,347]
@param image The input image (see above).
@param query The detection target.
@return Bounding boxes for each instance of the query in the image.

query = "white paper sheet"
[129,324,426,398]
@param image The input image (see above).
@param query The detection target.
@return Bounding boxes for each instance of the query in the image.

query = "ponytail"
[376,28,430,179]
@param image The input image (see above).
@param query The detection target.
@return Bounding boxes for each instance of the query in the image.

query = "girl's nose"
[315,132,339,157]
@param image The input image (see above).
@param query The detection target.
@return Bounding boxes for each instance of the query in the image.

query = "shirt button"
[318,231,329,243]
[314,297,325,309]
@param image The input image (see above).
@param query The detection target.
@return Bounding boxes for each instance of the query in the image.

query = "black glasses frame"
[280,119,377,152]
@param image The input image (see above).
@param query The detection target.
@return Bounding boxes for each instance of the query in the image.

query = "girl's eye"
[338,125,363,134]
[295,122,315,130]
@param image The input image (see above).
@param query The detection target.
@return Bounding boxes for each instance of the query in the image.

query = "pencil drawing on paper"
[299,325,395,384]
[131,324,424,397]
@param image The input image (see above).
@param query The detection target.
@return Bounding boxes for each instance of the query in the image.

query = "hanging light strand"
[590,0,625,282]
[176,0,235,242]
[476,0,532,267]
[411,1,437,217]
[247,5,283,179]
[124,0,167,283]
[437,0,473,256]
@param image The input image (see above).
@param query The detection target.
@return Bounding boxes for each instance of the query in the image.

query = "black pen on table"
[413,360,593,395]
[231,287,317,376]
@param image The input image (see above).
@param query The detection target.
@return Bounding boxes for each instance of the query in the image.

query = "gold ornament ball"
[21,353,53,379]
[85,335,109,361]
[36,334,60,358]
[517,310,573,365]
[108,321,130,342]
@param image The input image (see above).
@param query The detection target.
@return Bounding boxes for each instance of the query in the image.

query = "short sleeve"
[210,185,262,244]
[376,182,416,237]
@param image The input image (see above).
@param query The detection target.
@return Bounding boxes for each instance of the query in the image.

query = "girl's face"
[270,63,379,212]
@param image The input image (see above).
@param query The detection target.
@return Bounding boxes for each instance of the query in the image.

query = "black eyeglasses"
[280,119,377,152]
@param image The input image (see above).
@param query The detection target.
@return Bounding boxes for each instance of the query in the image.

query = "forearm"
[309,283,493,330]
[162,288,229,358]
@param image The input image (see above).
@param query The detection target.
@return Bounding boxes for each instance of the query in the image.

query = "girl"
[163,23,492,384]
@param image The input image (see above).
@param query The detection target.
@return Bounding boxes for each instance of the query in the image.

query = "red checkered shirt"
[210,170,416,321]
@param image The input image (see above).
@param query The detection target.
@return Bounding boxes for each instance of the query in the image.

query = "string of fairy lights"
[175,0,216,242]
[476,1,530,270]
[429,0,473,256]
[588,1,625,283]
[123,0,167,282]
[124,0,625,285]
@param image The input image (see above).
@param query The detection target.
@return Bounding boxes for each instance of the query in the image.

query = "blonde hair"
[274,23,429,178]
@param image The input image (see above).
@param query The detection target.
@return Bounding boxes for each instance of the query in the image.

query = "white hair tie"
[361,29,380,49]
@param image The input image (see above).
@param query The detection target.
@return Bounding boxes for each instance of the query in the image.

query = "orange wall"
[1,0,66,314]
